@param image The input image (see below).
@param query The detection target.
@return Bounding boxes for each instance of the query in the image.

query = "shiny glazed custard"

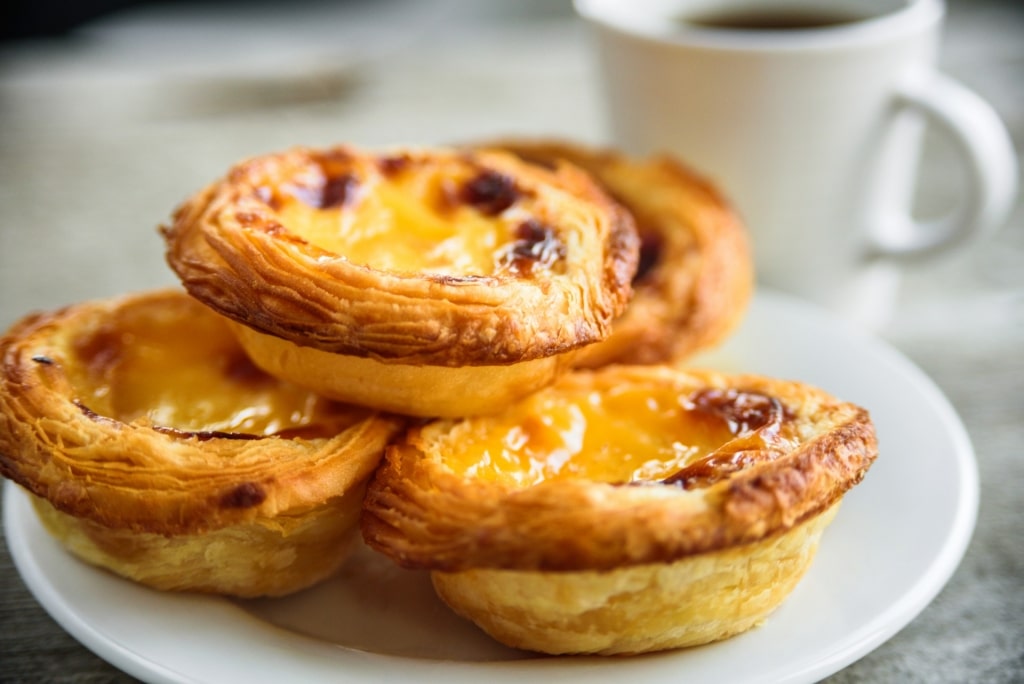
[62,295,367,438]
[432,383,796,487]
[256,151,568,278]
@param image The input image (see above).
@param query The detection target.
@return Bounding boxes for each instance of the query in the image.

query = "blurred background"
[0,1,1021,682]
[0,0,1020,339]
[0,0,608,327]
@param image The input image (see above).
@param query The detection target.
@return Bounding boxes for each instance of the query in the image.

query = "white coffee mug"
[575,0,1017,324]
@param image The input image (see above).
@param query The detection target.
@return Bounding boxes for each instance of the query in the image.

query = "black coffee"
[682,7,867,30]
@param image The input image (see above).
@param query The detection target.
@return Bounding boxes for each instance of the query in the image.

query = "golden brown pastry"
[0,289,404,597]
[162,144,639,417]
[475,139,753,367]
[362,365,877,654]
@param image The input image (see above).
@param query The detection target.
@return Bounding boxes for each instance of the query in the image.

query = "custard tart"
[477,139,753,367]
[362,365,877,654]
[0,289,403,597]
[162,145,639,417]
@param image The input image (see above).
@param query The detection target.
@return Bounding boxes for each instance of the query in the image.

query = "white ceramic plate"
[4,290,978,684]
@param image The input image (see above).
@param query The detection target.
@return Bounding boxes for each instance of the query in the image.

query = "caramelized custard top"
[255,152,568,278]
[67,300,365,436]
[438,383,796,488]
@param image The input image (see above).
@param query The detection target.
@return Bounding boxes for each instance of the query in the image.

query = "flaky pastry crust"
[476,139,753,367]
[162,144,639,416]
[0,289,403,596]
[362,365,876,653]
[431,504,838,655]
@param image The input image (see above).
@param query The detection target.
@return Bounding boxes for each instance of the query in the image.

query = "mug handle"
[869,72,1018,256]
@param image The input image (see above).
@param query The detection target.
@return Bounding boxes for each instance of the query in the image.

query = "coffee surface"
[681,7,867,30]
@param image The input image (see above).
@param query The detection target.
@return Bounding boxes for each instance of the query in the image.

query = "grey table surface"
[1,1,1021,682]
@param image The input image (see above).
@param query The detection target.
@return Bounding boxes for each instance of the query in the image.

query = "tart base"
[30,485,365,598]
[431,503,838,655]
[231,323,575,418]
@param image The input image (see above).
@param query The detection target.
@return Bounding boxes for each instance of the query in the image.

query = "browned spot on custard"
[73,327,125,381]
[691,388,788,434]
[378,154,412,176]
[220,482,266,509]
[321,173,358,208]
[284,172,358,210]
[460,170,519,215]
[661,389,791,490]
[662,445,768,490]
[497,218,566,276]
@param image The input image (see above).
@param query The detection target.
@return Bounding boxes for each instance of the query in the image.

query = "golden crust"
[29,485,365,598]
[362,365,877,572]
[474,139,754,367]
[362,365,876,654]
[162,144,639,366]
[432,504,838,655]
[228,323,575,418]
[0,289,404,596]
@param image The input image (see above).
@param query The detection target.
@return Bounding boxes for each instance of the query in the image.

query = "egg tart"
[162,144,639,417]
[476,139,753,368]
[0,289,403,597]
[362,365,877,654]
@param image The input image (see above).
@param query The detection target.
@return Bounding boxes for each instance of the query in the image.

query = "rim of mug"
[573,0,945,51]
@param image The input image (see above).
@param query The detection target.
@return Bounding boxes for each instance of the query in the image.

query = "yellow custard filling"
[66,300,359,436]
[267,159,565,277]
[437,384,775,486]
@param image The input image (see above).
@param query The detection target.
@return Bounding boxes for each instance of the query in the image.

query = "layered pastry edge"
[362,365,876,572]
[472,138,754,368]
[360,364,877,653]
[161,144,641,416]
[0,289,404,596]
[162,144,639,364]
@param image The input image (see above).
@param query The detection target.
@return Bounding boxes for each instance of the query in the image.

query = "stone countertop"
[0,1,1021,681]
